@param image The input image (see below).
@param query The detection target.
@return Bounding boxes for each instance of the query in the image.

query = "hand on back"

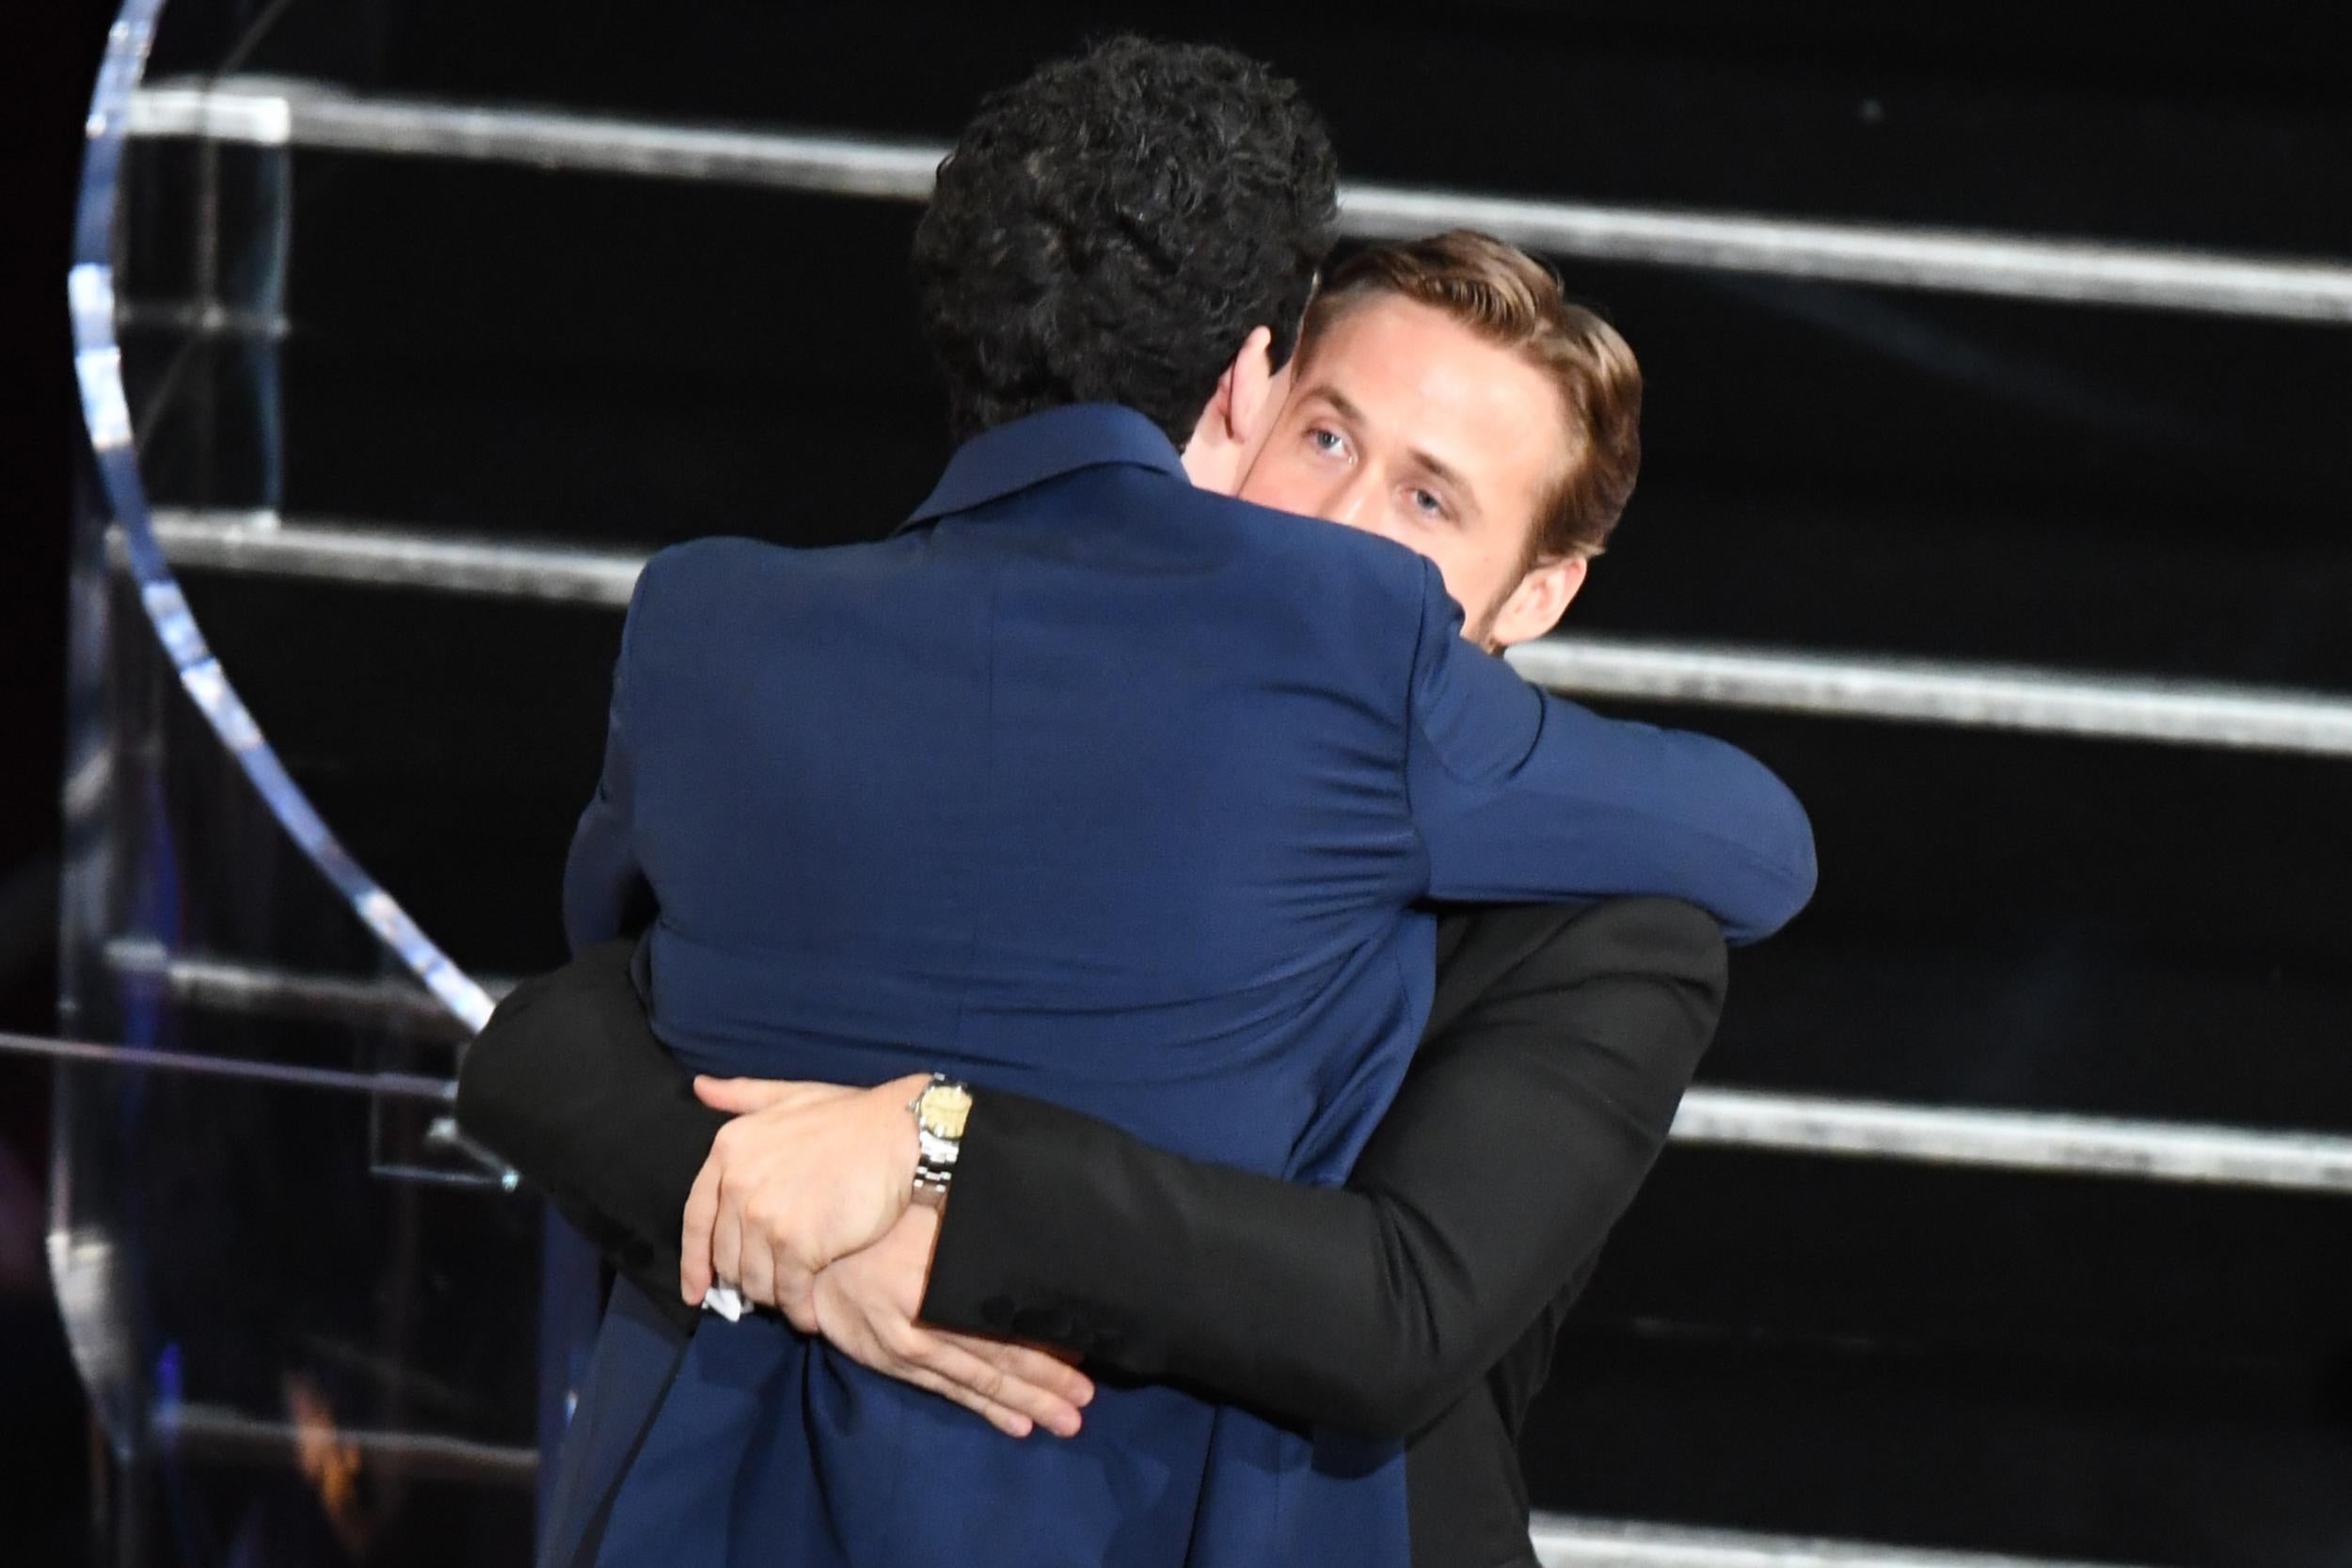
[678,1073,1093,1437]
[679,1073,922,1330]
[814,1206,1094,1440]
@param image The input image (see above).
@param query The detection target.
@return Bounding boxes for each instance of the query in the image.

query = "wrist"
[875,1073,929,1200]
[906,1072,973,1211]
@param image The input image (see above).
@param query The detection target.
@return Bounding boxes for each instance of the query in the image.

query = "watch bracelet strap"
[915,1130,959,1191]
[913,1073,965,1194]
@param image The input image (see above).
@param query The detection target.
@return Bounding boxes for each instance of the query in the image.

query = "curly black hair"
[912,36,1339,448]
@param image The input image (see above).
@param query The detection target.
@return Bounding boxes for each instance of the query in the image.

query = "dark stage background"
[4,2,121,1560]
[18,1,2352,1562]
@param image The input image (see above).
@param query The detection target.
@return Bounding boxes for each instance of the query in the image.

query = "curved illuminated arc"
[69,0,495,1032]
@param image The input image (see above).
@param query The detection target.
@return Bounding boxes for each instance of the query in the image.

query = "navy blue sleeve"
[1403,560,1817,943]
[561,570,657,952]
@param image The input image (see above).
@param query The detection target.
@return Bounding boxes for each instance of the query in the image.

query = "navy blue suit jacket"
[550,404,1814,1568]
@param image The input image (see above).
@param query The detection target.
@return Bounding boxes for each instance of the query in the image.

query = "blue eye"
[1412,489,1444,517]
[1309,428,1345,455]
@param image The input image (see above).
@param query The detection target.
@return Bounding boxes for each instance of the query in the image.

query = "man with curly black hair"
[910,34,1335,457]
[545,35,1812,1568]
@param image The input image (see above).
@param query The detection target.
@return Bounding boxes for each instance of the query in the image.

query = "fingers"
[908,1332,1086,1438]
[679,1156,723,1305]
[815,1273,1034,1437]
[776,1269,819,1335]
[691,1075,806,1114]
[710,1174,745,1304]
[808,1254,1080,1440]
[890,1359,1037,1440]
[736,1218,778,1313]
[955,1336,1095,1412]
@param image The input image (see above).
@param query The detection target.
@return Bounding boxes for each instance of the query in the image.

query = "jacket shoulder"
[1187,488,1433,585]
[623,534,841,657]
[634,534,799,603]
[1164,487,1449,657]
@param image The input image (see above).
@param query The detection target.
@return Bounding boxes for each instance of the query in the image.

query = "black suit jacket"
[457,898,1725,1568]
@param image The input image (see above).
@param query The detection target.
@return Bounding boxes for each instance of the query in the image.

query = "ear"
[1220,325,1279,447]
[1487,555,1589,649]
[1182,325,1280,494]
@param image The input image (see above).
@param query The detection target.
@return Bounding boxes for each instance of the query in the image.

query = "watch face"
[922,1084,973,1140]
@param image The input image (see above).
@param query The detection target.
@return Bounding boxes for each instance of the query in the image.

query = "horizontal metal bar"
[0,1027,456,1102]
[140,509,644,606]
[1339,185,2352,322]
[123,77,2352,324]
[105,936,495,1037]
[36,940,2352,1194]
[1532,1515,2153,1568]
[155,1402,537,1486]
[1503,636,2352,758]
[127,78,943,198]
[116,299,289,341]
[137,511,2352,757]
[1672,1087,2352,1195]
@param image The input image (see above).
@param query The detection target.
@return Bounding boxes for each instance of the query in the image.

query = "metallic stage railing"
[69,190,496,1030]
[24,1014,2352,1196]
[1529,1515,2157,1568]
[137,509,2352,760]
[126,77,2352,324]
[3,1028,455,1103]
[156,1402,539,1488]
[1664,1087,2352,1194]
[103,935,501,1037]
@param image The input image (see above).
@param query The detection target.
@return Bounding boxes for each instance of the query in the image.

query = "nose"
[1321,468,1380,531]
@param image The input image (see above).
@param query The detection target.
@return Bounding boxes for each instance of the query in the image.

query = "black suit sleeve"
[456,902,1724,1440]
[454,940,723,1333]
[921,896,1725,1436]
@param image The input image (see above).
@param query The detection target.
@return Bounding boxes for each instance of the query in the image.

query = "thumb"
[692,1075,802,1114]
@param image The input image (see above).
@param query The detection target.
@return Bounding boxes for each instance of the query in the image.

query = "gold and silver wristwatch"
[908,1073,973,1208]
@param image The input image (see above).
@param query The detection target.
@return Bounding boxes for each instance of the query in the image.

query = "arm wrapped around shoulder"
[1404,562,1815,943]
[919,899,1729,1435]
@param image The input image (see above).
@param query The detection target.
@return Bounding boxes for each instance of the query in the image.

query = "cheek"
[1409,529,1528,620]
[1236,459,1303,511]
[1420,542,1496,613]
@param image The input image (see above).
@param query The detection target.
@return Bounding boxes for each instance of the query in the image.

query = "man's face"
[1240,295,1580,646]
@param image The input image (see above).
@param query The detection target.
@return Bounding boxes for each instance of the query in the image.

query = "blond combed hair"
[1301,230,1642,562]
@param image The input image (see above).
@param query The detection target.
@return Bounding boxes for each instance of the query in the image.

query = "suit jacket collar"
[900,404,1187,532]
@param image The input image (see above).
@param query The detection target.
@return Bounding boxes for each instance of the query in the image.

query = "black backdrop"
[2,2,119,1560]
[18,3,2352,1562]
